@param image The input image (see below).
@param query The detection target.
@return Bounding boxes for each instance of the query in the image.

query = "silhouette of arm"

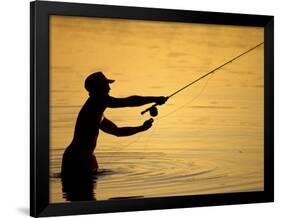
[100,117,152,137]
[107,96,167,108]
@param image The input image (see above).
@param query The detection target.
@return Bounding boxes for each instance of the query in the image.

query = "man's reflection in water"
[61,173,97,201]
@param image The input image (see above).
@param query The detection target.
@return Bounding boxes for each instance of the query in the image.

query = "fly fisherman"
[61,72,168,177]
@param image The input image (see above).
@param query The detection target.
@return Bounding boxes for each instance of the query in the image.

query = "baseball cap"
[84,71,114,92]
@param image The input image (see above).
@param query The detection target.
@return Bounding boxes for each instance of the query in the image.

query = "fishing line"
[118,74,214,150]
[137,73,214,147]
[118,131,146,150]
[141,42,264,117]
[156,72,214,121]
[118,42,264,149]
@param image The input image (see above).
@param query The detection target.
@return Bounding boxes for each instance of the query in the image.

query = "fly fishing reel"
[149,106,158,117]
[141,103,159,117]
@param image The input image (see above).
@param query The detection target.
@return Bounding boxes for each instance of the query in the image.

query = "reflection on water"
[61,172,97,201]
[50,16,264,203]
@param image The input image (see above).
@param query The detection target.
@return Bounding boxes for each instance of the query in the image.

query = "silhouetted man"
[61,72,167,177]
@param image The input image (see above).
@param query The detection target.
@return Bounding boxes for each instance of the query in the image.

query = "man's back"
[71,96,106,153]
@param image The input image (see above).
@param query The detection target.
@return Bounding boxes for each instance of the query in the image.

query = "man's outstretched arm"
[100,117,153,137]
[107,95,167,108]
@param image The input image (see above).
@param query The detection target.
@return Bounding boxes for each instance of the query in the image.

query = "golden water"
[49,16,264,203]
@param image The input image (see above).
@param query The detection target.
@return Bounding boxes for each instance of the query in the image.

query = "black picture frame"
[30,1,274,217]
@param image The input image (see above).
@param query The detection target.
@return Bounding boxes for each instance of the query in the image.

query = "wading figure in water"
[61,72,167,177]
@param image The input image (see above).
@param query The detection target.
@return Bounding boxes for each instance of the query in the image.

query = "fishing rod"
[141,42,264,117]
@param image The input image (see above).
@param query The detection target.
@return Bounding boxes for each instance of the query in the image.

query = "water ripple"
[49,148,262,203]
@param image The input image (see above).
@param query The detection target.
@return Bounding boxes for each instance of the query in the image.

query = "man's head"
[84,72,114,95]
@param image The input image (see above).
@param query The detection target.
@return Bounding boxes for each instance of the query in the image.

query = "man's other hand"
[142,118,154,131]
